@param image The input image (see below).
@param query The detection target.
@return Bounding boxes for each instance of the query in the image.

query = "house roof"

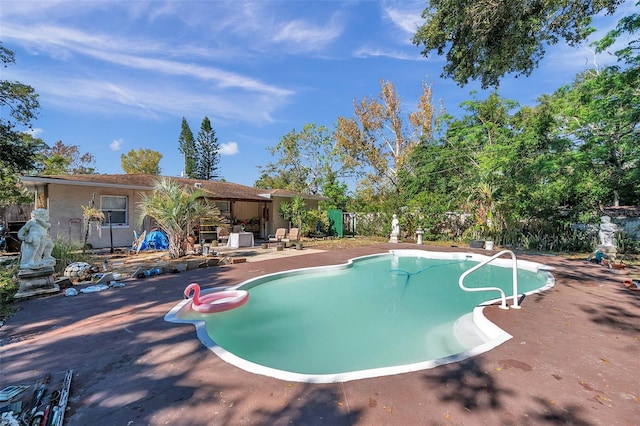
[19,174,327,202]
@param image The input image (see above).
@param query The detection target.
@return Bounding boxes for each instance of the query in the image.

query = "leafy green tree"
[195,116,221,180]
[400,93,521,239]
[279,195,308,233]
[550,70,639,207]
[0,44,44,207]
[41,141,96,174]
[412,0,621,87]
[592,1,639,67]
[1,133,46,206]
[120,148,162,174]
[137,177,224,258]
[320,171,349,211]
[256,123,354,198]
[178,117,197,179]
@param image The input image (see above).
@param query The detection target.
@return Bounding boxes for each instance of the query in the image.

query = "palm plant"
[279,195,308,232]
[137,178,224,258]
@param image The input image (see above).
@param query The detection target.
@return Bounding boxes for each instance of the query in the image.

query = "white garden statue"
[389,214,400,243]
[588,215,619,265]
[598,215,617,248]
[18,208,56,270]
[392,214,400,234]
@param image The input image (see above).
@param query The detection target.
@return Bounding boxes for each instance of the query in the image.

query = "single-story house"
[19,174,325,250]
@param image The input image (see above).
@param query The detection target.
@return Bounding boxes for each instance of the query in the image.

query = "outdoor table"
[226,232,254,248]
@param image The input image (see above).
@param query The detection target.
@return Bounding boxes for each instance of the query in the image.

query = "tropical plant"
[137,177,224,258]
[279,196,308,233]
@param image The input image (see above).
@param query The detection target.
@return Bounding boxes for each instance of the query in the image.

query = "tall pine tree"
[195,116,221,180]
[178,117,197,178]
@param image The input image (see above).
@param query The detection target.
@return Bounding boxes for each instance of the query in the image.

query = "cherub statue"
[598,216,617,248]
[391,214,400,235]
[18,208,56,269]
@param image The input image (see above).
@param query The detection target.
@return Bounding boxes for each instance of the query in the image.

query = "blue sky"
[1,1,635,188]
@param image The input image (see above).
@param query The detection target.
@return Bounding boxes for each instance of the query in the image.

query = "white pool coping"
[165,249,555,383]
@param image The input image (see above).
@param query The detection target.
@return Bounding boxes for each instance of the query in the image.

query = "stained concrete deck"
[1,244,638,425]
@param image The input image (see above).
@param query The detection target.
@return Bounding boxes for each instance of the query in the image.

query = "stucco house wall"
[19,174,326,250]
[46,184,145,249]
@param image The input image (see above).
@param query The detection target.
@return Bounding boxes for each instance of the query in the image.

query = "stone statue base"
[15,266,59,300]
[588,244,618,266]
[389,233,399,243]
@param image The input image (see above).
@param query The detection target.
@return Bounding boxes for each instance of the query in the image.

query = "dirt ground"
[1,242,639,425]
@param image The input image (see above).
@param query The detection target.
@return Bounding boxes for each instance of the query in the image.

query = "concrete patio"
[1,244,638,425]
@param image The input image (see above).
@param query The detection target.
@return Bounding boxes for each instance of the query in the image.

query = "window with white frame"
[100,195,128,226]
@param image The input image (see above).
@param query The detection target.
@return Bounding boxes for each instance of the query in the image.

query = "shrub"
[0,261,19,320]
[51,237,92,274]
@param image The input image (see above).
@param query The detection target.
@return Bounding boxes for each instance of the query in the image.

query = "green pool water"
[166,250,553,382]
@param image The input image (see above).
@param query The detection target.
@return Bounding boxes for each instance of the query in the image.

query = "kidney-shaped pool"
[165,249,554,383]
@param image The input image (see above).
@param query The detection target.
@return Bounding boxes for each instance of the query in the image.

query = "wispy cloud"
[25,127,44,137]
[7,67,286,124]
[110,139,123,151]
[220,142,239,156]
[383,2,426,35]
[353,45,425,61]
[271,17,343,53]
[3,23,293,97]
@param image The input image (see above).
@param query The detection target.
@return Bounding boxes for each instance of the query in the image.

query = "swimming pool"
[165,250,554,383]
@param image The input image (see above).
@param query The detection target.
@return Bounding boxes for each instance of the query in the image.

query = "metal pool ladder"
[458,250,521,310]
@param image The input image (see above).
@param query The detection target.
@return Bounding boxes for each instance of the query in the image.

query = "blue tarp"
[139,229,169,251]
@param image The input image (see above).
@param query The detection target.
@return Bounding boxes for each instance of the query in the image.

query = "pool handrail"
[458,249,521,310]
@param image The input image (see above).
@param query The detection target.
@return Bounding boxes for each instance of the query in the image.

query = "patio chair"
[130,230,146,255]
[217,227,230,244]
[268,228,287,247]
[282,227,300,244]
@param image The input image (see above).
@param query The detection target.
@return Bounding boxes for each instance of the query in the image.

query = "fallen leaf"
[601,359,610,364]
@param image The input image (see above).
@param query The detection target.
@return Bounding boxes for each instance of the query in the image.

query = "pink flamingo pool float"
[184,283,249,313]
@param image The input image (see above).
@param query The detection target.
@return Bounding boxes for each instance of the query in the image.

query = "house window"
[215,201,230,213]
[101,195,128,226]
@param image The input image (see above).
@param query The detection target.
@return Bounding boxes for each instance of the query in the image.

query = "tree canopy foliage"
[178,116,222,180]
[399,61,638,248]
[178,117,197,178]
[121,148,162,174]
[335,80,436,199]
[412,0,622,87]
[40,141,96,175]
[0,43,44,206]
[256,123,353,196]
